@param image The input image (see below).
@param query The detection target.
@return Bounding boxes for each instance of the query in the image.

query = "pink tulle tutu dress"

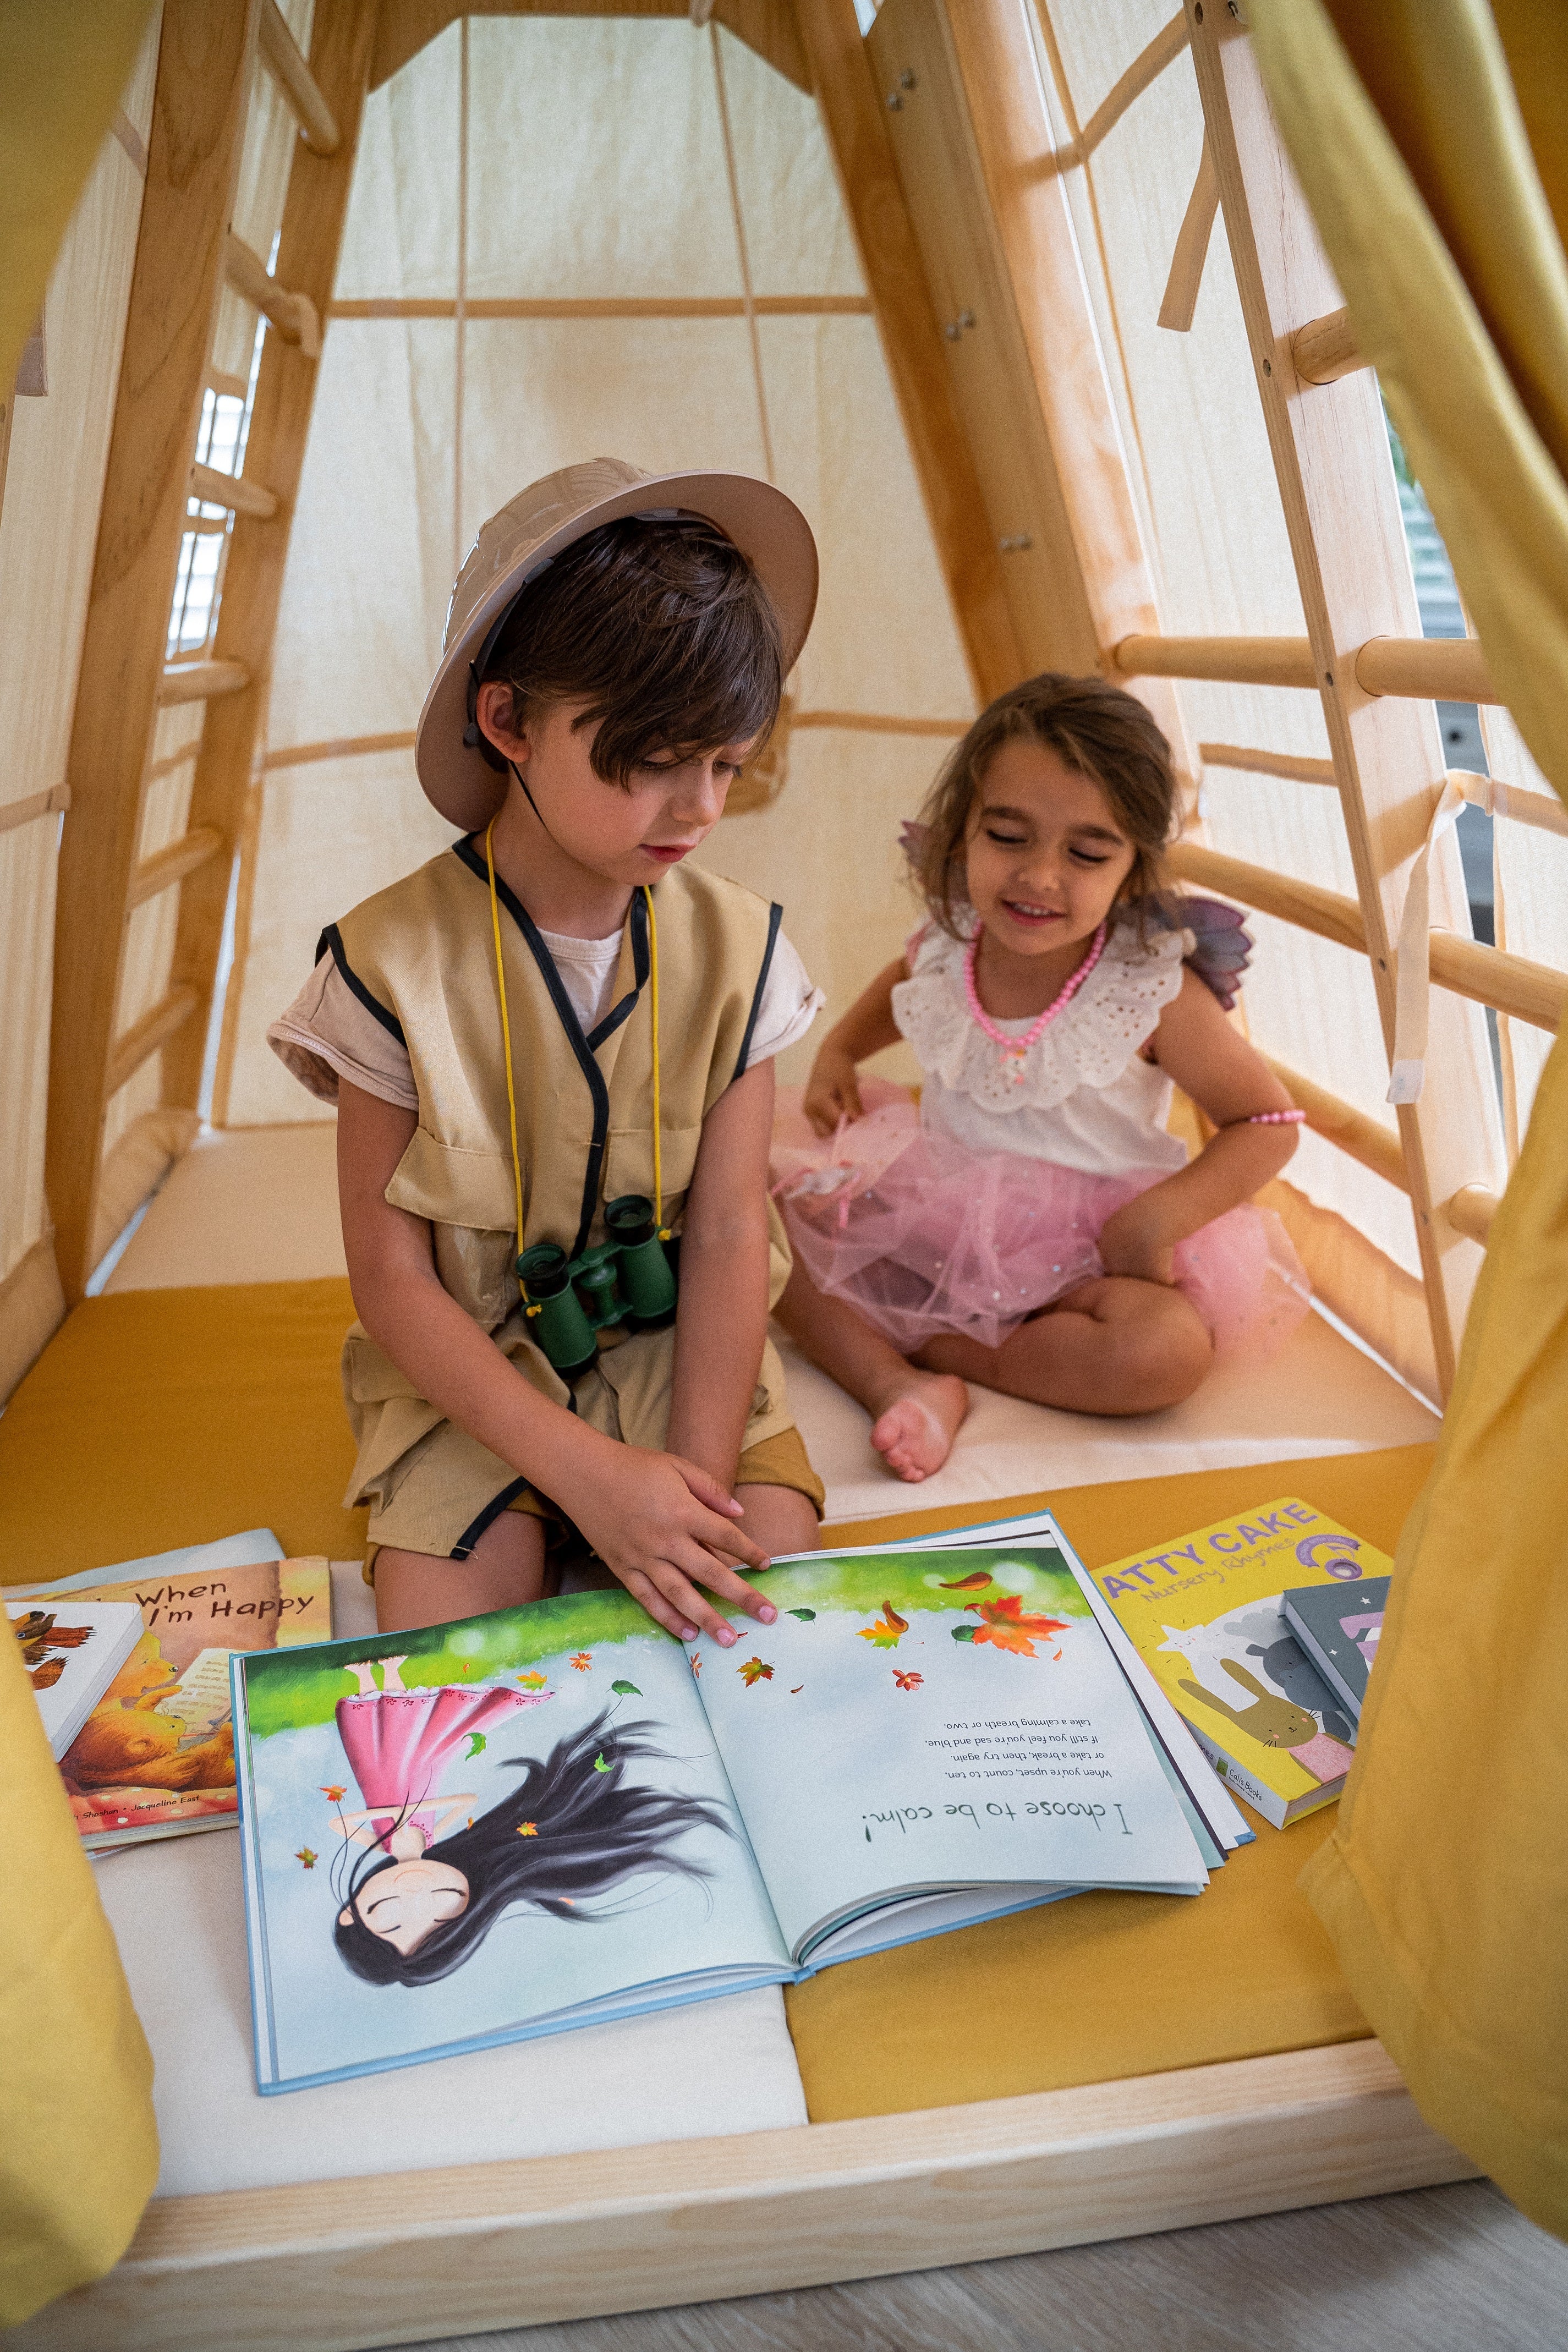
[774,913,1309,1362]
[336,1683,549,1850]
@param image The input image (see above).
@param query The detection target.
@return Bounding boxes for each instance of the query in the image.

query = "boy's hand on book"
[571,1445,778,1649]
[803,1046,864,1136]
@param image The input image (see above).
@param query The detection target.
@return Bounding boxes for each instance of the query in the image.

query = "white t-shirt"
[268,919,823,1112]
[891,917,1191,1180]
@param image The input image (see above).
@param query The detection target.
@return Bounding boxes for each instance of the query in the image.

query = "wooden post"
[45,0,258,1304]
[791,0,1022,700]
[937,0,1202,805]
[171,0,381,1121]
[1184,3,1506,1393]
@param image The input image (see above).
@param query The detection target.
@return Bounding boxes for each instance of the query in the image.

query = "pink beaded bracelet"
[1245,1108,1306,1125]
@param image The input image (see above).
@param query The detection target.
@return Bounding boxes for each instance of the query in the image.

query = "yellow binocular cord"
[484,821,528,1288]
[644,883,670,1240]
[484,822,669,1297]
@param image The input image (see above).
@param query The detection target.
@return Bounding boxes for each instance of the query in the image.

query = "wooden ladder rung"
[224,232,321,357]
[190,459,278,520]
[1114,632,1497,704]
[105,986,200,1098]
[1291,305,1365,386]
[257,0,341,156]
[1167,838,1567,1031]
[157,659,250,706]
[127,827,225,910]
[1259,1055,1407,1191]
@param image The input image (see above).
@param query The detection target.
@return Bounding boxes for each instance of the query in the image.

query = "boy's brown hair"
[478,514,783,786]
[913,672,1179,938]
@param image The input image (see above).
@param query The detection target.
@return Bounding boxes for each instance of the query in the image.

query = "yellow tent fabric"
[1248,0,1568,2240]
[1,0,162,2321]
[0,0,157,400]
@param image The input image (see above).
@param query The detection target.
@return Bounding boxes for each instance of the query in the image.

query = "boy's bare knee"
[734,1483,820,1558]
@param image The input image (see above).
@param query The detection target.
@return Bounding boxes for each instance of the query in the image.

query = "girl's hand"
[1097,1199,1176,1286]
[803,1043,864,1135]
[568,1443,778,1647]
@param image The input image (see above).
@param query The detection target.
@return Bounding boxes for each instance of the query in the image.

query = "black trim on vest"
[449,1477,529,1560]
[586,886,650,1051]
[452,837,626,1260]
[733,901,783,1084]
[316,922,406,1045]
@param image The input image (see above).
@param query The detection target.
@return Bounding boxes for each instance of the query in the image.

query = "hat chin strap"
[506,758,567,857]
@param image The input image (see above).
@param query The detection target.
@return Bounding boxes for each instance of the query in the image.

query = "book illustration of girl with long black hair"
[330,1657,734,1987]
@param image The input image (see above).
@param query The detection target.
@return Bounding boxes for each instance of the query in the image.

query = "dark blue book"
[1280,1578,1390,1721]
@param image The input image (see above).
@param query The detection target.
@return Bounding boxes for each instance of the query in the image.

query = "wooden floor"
[399,2181,1567,2352]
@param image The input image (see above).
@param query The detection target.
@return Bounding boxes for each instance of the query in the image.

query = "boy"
[270,459,825,1636]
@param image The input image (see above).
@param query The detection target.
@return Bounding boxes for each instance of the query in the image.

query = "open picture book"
[234,1512,1249,2093]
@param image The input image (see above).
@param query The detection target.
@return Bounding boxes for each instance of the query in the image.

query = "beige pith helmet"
[414,457,819,831]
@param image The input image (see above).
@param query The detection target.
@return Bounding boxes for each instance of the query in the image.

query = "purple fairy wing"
[1149,893,1253,1012]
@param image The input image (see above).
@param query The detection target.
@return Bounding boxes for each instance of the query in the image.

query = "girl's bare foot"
[869,1371,969,1481]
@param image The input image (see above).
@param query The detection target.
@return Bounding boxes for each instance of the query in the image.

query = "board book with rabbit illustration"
[1089,1500,1395,1828]
[232,1518,1241,2094]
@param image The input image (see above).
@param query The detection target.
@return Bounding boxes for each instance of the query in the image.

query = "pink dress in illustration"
[336,1658,551,1851]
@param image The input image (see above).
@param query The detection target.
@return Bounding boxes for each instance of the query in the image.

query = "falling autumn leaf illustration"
[938,1572,993,1590]
[738,1656,774,1686]
[892,1670,924,1691]
[966,1596,1070,1658]
[610,1679,641,1696]
[295,1848,317,1870]
[517,1822,539,1836]
[690,1653,702,1677]
[570,1652,593,1672]
[790,1685,804,1695]
[319,1785,346,1803]
[517,1671,548,1690]
[856,1600,909,1650]
[464,1731,486,1759]
[786,1608,816,1621]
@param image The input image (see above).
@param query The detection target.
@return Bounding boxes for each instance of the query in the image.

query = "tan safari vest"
[328,842,792,1462]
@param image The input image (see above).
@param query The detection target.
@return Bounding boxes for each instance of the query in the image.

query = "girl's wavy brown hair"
[914,673,1179,939]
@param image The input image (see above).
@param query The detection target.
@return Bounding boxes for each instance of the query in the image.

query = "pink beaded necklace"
[963,920,1109,1083]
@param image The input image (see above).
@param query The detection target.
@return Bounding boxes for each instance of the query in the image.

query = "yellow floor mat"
[2,1285,1433,2130]
[0,1278,365,1580]
[787,1441,1434,2121]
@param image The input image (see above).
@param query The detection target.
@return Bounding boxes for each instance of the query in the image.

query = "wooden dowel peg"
[1445,1183,1500,1244]
[190,459,278,519]
[1353,635,1496,704]
[258,0,341,155]
[1291,305,1366,386]
[157,660,250,705]
[224,232,322,358]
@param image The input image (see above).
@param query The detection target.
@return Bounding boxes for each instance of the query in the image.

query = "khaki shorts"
[352,1316,824,1578]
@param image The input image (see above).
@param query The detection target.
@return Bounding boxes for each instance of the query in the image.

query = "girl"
[268,459,827,1640]
[774,673,1308,1482]
[331,1665,732,1988]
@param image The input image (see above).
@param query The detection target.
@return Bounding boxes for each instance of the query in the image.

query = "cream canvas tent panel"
[220,15,973,1127]
[6,0,1568,2337]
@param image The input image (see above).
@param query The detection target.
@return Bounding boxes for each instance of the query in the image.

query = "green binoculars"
[519,1194,677,1378]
